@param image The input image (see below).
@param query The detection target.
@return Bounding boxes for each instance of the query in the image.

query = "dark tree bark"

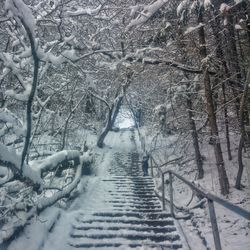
[209,11,233,161]
[236,72,249,189]
[20,22,39,172]
[222,83,232,161]
[97,105,113,148]
[186,95,204,179]
[197,11,230,195]
[225,11,242,83]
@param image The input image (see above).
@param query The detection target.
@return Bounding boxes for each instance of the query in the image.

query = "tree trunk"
[236,134,244,189]
[209,10,233,161]
[210,12,233,160]
[97,105,113,148]
[198,11,230,195]
[110,93,124,128]
[225,13,242,83]
[222,82,232,160]
[236,71,249,189]
[20,22,39,172]
[186,96,204,179]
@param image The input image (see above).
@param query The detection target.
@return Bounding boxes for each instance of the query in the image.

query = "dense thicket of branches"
[0,0,249,244]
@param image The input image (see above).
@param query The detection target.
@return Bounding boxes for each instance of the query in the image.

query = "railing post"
[169,172,174,217]
[162,173,165,210]
[207,199,222,250]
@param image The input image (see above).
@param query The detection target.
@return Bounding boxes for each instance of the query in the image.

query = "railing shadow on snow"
[149,155,250,250]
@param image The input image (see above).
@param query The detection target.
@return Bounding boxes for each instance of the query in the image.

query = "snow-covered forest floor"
[4,122,250,250]
[1,0,250,249]
[6,129,157,250]
[139,126,250,250]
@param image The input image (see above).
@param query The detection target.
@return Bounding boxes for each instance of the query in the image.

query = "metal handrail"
[149,156,250,250]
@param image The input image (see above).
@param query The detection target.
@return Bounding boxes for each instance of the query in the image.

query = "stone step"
[103,177,153,180]
[72,225,177,234]
[91,212,171,219]
[106,198,160,204]
[110,188,155,192]
[108,170,141,172]
[108,170,141,173]
[103,179,154,183]
[75,218,174,226]
[64,151,183,250]
[110,209,164,213]
[107,199,160,205]
[109,193,158,199]
[69,242,182,249]
[102,180,154,184]
[108,191,155,195]
[70,231,180,243]
[106,199,161,206]
[111,204,162,209]
[108,184,155,189]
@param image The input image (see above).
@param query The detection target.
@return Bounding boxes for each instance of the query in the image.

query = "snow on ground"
[5,116,250,250]
[7,129,139,250]
[139,126,250,250]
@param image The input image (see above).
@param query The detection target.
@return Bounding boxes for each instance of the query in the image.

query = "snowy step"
[77,213,171,221]
[75,218,175,227]
[106,201,161,207]
[102,176,153,180]
[109,188,155,192]
[72,225,177,234]
[91,212,171,219]
[112,204,162,209]
[108,184,156,189]
[108,191,155,195]
[106,198,160,204]
[102,180,154,184]
[107,178,154,182]
[68,237,182,248]
[107,199,160,205]
[103,179,154,183]
[110,209,164,213]
[70,231,180,243]
[108,186,155,190]
[109,194,159,199]
[108,173,142,176]
[69,242,182,249]
[108,170,141,173]
[107,202,161,207]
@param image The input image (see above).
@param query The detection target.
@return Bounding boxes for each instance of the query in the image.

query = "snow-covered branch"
[37,162,82,212]
[65,4,103,17]
[126,0,169,30]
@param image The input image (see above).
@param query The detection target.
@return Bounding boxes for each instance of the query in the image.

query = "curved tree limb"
[20,19,39,172]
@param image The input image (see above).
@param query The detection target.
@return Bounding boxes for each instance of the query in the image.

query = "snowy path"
[39,130,183,250]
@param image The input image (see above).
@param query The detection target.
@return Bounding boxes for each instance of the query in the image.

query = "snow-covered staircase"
[68,152,183,249]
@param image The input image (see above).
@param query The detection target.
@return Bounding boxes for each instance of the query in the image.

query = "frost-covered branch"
[125,55,212,74]
[65,4,103,17]
[37,162,82,212]
[88,90,111,111]
[126,0,169,30]
[20,18,39,171]
[5,0,40,171]
[34,150,80,174]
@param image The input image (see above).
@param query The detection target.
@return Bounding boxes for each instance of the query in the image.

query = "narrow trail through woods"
[41,130,184,250]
